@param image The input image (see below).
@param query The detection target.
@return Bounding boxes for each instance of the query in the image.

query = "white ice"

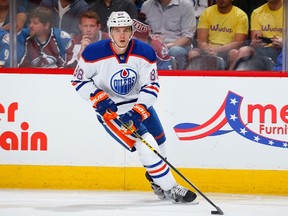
[0,189,287,216]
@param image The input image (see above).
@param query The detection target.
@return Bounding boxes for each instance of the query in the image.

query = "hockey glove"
[120,104,150,135]
[90,89,118,120]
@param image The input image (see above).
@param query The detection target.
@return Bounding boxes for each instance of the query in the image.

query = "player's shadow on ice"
[35,200,173,212]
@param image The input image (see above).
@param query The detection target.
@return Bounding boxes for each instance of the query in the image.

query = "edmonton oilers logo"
[111,68,137,95]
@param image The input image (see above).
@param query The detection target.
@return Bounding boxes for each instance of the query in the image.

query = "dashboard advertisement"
[1,73,287,170]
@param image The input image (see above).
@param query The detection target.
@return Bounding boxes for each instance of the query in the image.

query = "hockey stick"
[115,115,224,215]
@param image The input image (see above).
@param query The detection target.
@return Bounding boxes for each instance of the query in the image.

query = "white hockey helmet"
[107,11,134,35]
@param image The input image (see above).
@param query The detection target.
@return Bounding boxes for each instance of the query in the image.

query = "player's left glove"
[120,104,150,135]
[90,89,118,120]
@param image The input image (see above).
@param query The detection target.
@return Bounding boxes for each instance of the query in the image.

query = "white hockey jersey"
[72,38,159,114]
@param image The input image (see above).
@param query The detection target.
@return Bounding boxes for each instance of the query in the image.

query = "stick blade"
[211,206,224,215]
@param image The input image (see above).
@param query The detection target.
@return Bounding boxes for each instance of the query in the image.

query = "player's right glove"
[120,104,150,135]
[90,89,118,120]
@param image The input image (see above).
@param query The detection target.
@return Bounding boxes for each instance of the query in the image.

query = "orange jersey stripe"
[154,132,165,141]
[105,119,136,148]
[147,85,159,93]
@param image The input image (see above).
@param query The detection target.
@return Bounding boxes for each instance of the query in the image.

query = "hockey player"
[71,11,197,203]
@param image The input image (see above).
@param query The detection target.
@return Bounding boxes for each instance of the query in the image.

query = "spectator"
[39,0,89,37]
[188,0,249,69]
[0,0,27,33]
[72,10,109,62]
[0,28,9,67]
[228,0,283,70]
[250,0,283,63]
[17,7,75,68]
[88,0,138,33]
[133,13,172,70]
[141,0,196,70]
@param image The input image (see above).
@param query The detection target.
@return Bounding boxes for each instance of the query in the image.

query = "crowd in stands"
[188,0,249,70]
[0,0,285,71]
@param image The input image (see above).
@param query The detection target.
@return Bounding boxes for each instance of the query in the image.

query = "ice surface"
[0,189,287,216]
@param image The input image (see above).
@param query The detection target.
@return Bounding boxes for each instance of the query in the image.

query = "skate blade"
[170,199,199,205]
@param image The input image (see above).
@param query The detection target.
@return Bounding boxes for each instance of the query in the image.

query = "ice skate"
[145,172,166,200]
[165,184,197,203]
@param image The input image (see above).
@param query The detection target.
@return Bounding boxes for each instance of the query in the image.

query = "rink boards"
[0,69,288,195]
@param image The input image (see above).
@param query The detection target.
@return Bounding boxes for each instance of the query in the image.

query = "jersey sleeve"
[138,61,159,109]
[134,43,160,109]
[71,56,99,101]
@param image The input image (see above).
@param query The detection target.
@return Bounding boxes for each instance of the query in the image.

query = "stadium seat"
[185,55,226,70]
[232,55,275,71]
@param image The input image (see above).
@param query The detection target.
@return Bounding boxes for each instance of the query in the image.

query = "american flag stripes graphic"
[174,91,288,149]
